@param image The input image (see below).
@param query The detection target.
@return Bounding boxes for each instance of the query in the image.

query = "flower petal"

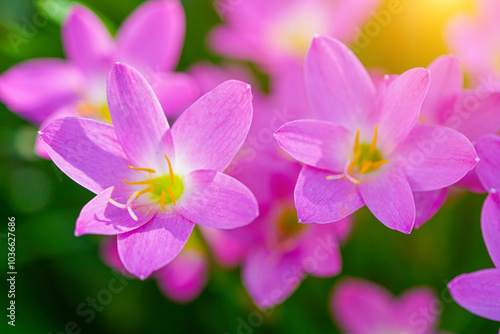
[413,189,448,229]
[155,248,208,303]
[295,166,364,224]
[117,0,185,72]
[75,186,157,236]
[449,268,500,322]
[475,134,500,191]
[396,288,438,331]
[62,4,116,75]
[274,120,352,172]
[150,72,200,117]
[304,36,375,129]
[176,170,258,229]
[242,246,305,309]
[199,227,247,268]
[100,237,128,274]
[393,123,478,192]
[422,55,463,123]
[39,117,130,194]
[171,80,253,172]
[482,193,500,268]
[370,68,430,151]
[107,63,174,167]
[0,59,84,124]
[358,167,415,234]
[117,210,194,279]
[331,278,396,333]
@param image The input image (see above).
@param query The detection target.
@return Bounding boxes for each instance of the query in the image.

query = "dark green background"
[0,0,497,333]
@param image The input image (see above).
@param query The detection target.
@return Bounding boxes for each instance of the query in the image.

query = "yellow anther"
[369,125,379,154]
[123,178,158,185]
[165,154,175,185]
[353,128,360,153]
[371,160,389,170]
[128,166,156,173]
[160,190,166,210]
[134,186,158,200]
[167,187,176,206]
[360,161,373,174]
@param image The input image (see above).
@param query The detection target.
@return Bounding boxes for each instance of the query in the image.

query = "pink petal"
[100,237,128,274]
[331,278,396,333]
[482,193,500,268]
[396,288,439,331]
[155,248,208,303]
[39,117,131,194]
[274,119,352,172]
[413,189,448,229]
[456,169,486,193]
[422,55,463,124]
[117,0,185,72]
[242,246,305,309]
[62,4,116,76]
[0,59,84,124]
[300,223,342,277]
[75,186,157,236]
[295,166,364,224]
[171,80,253,172]
[393,124,478,192]
[304,36,376,129]
[370,68,430,151]
[106,63,174,168]
[475,134,500,191]
[358,167,415,234]
[199,227,247,268]
[117,210,194,280]
[176,170,258,229]
[329,0,382,43]
[449,268,500,322]
[150,72,200,117]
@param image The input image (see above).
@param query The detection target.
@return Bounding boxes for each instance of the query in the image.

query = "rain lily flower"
[274,36,478,233]
[332,278,450,334]
[448,134,500,327]
[209,0,381,72]
[102,235,208,303]
[399,55,500,227]
[0,0,198,158]
[446,0,500,88]
[38,63,258,279]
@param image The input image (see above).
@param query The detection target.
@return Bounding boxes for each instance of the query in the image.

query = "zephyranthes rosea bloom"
[332,278,449,334]
[0,0,197,157]
[209,0,380,72]
[448,134,500,328]
[39,63,258,279]
[274,36,478,233]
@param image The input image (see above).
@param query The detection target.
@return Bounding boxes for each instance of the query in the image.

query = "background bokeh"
[0,0,497,333]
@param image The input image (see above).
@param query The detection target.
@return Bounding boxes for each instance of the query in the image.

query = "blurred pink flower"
[448,134,500,327]
[446,0,500,88]
[38,63,258,279]
[332,278,449,334]
[0,0,199,158]
[209,0,380,72]
[275,36,478,234]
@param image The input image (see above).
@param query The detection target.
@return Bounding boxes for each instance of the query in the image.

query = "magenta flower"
[274,36,478,233]
[0,0,198,157]
[102,236,208,303]
[38,63,258,279]
[448,134,500,326]
[446,0,500,88]
[332,278,449,334]
[209,0,380,72]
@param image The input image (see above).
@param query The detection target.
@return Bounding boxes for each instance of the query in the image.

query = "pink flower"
[274,36,478,233]
[209,0,380,72]
[448,134,500,326]
[0,0,198,157]
[101,236,208,303]
[38,63,258,279]
[446,0,500,88]
[332,278,449,334]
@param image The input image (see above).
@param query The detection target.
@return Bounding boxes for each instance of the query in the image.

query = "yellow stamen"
[134,186,158,200]
[353,128,360,153]
[160,190,166,210]
[369,125,379,154]
[128,165,156,173]
[371,160,389,170]
[123,178,158,185]
[360,161,373,174]
[349,150,362,173]
[167,186,176,206]
[165,154,175,185]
